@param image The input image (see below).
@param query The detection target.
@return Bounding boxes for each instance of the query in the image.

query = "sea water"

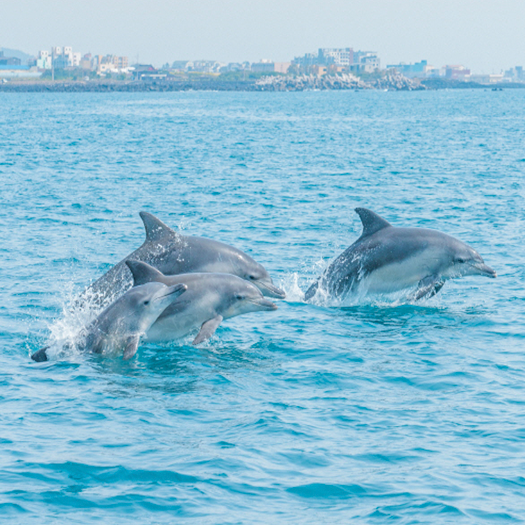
[1,89,525,523]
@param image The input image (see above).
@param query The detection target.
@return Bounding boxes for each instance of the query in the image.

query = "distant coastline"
[1,77,524,92]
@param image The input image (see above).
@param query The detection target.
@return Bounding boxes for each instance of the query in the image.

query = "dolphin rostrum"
[304,208,496,302]
[31,281,187,362]
[126,260,278,345]
[83,211,285,307]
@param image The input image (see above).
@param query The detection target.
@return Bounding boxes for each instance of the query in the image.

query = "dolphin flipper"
[304,280,319,301]
[123,335,140,360]
[409,275,445,302]
[192,315,223,345]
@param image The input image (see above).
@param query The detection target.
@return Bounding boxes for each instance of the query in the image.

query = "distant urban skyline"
[1,43,522,80]
[1,0,524,74]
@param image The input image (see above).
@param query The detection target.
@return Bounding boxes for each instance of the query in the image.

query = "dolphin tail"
[31,346,49,362]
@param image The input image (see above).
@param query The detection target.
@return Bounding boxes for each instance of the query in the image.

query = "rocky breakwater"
[255,72,424,91]
[254,73,366,91]
[0,80,260,92]
[0,73,425,93]
[370,73,424,91]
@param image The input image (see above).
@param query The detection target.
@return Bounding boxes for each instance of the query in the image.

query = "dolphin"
[125,260,278,344]
[304,208,496,302]
[83,211,285,307]
[31,281,187,362]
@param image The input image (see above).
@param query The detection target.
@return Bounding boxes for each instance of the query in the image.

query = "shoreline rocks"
[1,75,523,93]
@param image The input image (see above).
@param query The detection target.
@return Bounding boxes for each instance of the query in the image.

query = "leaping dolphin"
[83,211,285,307]
[304,208,496,302]
[31,281,187,362]
[126,260,278,345]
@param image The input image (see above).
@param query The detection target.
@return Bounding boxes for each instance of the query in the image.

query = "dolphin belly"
[358,258,428,294]
[143,294,219,343]
[144,317,192,342]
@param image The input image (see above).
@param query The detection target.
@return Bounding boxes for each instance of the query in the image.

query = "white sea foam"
[42,281,124,360]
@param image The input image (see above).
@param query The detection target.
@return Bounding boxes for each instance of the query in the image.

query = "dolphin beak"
[476,263,497,279]
[251,297,278,311]
[255,280,286,299]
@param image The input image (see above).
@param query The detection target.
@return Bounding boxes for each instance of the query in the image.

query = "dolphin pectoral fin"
[409,275,445,302]
[192,315,223,345]
[304,280,319,301]
[431,280,445,296]
[123,335,140,360]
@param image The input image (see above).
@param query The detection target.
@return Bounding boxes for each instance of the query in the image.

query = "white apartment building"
[318,48,354,67]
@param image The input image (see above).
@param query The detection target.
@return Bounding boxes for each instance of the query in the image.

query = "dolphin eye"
[236,294,244,300]
[456,258,466,264]
[248,275,255,280]
[144,300,150,306]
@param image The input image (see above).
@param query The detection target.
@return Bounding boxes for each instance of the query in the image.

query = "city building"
[445,65,470,80]
[36,50,52,69]
[132,64,157,79]
[89,54,129,74]
[188,60,223,73]
[79,54,92,70]
[34,47,128,74]
[251,60,290,73]
[274,62,291,73]
[292,52,319,70]
[0,51,40,78]
[292,48,379,74]
[504,66,524,82]
[386,60,429,77]
[171,60,192,71]
[0,51,21,66]
[351,51,380,73]
[469,73,504,84]
[318,48,354,67]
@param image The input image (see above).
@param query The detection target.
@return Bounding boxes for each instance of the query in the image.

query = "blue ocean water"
[1,89,525,523]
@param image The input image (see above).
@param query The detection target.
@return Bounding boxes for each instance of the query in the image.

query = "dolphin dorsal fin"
[126,260,165,286]
[355,208,392,238]
[139,211,177,242]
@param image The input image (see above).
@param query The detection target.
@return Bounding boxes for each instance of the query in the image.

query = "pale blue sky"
[3,0,524,73]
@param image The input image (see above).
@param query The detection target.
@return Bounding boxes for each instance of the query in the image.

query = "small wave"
[287,482,368,499]
[279,272,305,302]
